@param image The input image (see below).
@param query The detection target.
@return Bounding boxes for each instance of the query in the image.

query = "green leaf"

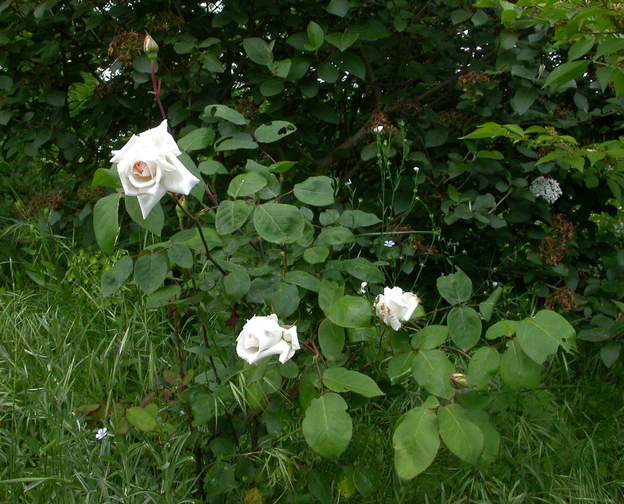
[91,167,119,189]
[243,38,273,65]
[596,38,624,58]
[510,87,538,115]
[437,404,484,464]
[133,253,168,295]
[323,367,384,398]
[318,319,345,360]
[393,407,439,480]
[124,196,164,236]
[411,325,448,350]
[543,60,589,90]
[294,176,335,206]
[340,257,384,284]
[485,319,517,340]
[101,256,133,297]
[227,172,267,198]
[316,226,355,247]
[260,78,284,97]
[254,121,297,143]
[270,58,292,78]
[178,127,214,152]
[191,393,216,426]
[93,193,120,255]
[68,72,98,117]
[326,32,359,52]
[318,279,344,312]
[285,270,321,292]
[516,310,574,364]
[253,203,305,244]
[500,340,541,390]
[338,210,381,228]
[270,282,300,317]
[425,128,448,148]
[325,295,371,328]
[167,243,193,269]
[412,349,454,399]
[224,270,251,300]
[214,133,258,151]
[318,61,339,83]
[436,269,472,305]
[468,347,500,389]
[478,287,502,322]
[302,393,352,458]
[204,104,247,125]
[327,0,349,17]
[447,307,482,350]
[465,409,500,464]
[387,352,416,384]
[126,406,158,432]
[146,285,181,308]
[304,246,330,264]
[341,52,366,79]
[600,343,621,368]
[215,200,253,234]
[306,21,324,51]
[568,38,594,61]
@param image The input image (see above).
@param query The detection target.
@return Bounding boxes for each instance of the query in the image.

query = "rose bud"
[450,373,469,389]
[143,33,159,61]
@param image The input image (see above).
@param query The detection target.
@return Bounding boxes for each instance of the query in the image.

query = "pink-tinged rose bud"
[143,33,159,60]
[450,373,469,389]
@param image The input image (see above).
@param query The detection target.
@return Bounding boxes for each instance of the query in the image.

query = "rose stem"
[150,62,168,123]
[170,193,226,276]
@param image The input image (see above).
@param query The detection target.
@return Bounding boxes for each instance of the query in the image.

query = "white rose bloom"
[375,286,420,331]
[236,314,299,365]
[110,120,200,218]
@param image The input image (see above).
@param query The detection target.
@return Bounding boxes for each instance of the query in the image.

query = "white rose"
[375,286,420,331]
[236,314,300,365]
[110,120,200,219]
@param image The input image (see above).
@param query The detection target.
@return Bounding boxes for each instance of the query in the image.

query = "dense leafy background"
[1,0,624,502]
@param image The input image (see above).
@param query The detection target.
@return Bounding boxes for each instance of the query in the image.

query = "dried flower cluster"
[458,71,492,90]
[539,214,575,266]
[545,287,578,313]
[18,191,65,218]
[107,28,144,66]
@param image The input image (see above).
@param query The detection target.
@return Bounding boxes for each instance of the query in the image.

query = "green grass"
[1,283,623,503]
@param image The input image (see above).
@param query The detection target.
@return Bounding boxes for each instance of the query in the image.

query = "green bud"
[143,33,159,61]
[450,372,469,389]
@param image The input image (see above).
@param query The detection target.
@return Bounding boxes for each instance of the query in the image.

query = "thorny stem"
[150,62,168,123]
[170,194,226,276]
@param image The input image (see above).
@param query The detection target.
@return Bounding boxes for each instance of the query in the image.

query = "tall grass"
[0,285,622,502]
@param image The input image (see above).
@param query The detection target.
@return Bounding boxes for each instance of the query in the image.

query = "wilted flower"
[110,120,200,218]
[359,281,368,294]
[96,427,108,441]
[530,176,562,204]
[384,240,395,248]
[236,314,299,365]
[375,286,420,331]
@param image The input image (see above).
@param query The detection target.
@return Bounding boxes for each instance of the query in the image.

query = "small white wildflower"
[345,179,352,186]
[359,281,368,294]
[384,240,396,248]
[530,176,562,204]
[413,166,420,173]
[96,427,108,441]
[373,125,384,134]
[491,281,499,287]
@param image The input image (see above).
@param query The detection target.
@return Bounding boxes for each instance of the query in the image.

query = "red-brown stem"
[150,62,168,123]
